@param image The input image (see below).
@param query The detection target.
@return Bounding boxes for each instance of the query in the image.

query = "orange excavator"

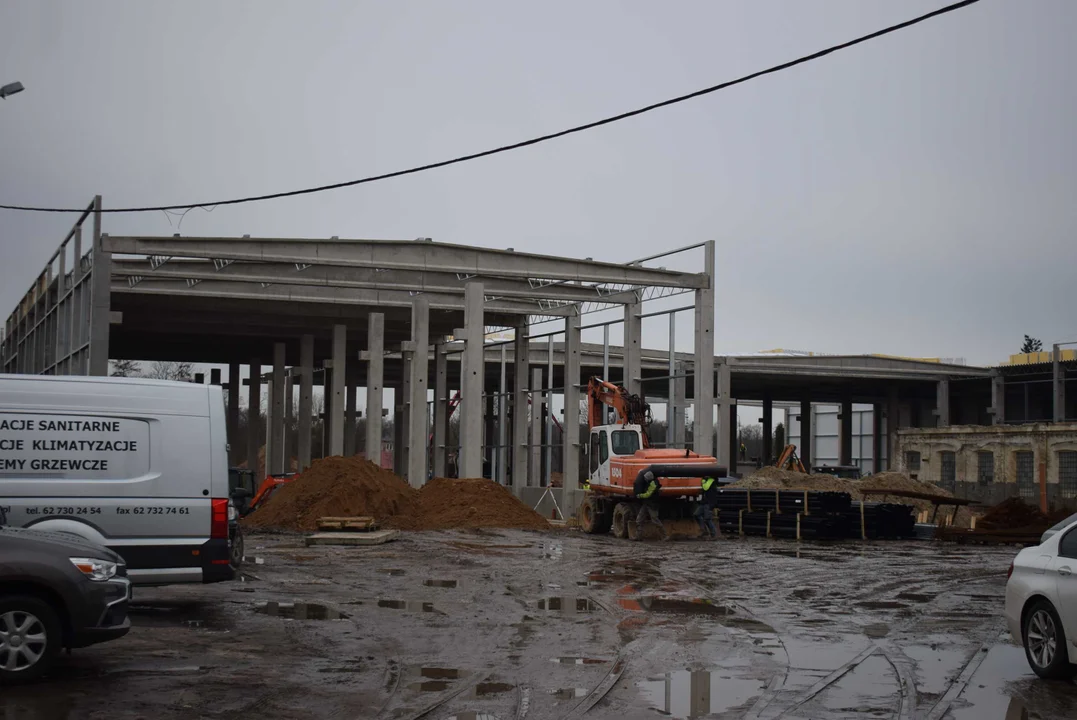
[578,377,727,539]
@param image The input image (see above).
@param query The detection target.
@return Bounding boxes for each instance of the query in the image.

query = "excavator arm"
[587,377,652,446]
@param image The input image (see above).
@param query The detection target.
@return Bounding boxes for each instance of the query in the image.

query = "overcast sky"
[1,0,1075,367]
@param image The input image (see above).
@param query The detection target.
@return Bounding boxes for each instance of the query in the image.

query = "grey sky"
[2,0,1074,367]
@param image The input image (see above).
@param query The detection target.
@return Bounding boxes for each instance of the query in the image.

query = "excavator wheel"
[611,502,631,539]
[580,496,601,534]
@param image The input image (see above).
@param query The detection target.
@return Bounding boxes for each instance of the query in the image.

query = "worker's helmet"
[644,470,655,481]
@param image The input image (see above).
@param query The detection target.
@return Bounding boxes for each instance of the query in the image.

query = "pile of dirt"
[978,497,1049,531]
[243,456,418,532]
[243,457,549,533]
[388,477,550,532]
[730,468,974,528]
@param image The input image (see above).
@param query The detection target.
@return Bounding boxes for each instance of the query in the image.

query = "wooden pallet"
[316,516,379,532]
[305,529,399,546]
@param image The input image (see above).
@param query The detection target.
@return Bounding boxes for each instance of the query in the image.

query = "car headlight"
[70,557,119,582]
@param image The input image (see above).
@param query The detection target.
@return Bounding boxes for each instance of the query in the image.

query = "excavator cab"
[588,425,645,489]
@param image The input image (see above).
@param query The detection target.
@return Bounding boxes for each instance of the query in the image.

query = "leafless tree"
[145,361,194,381]
[109,359,141,377]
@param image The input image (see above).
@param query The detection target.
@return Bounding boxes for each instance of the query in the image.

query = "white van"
[0,374,235,586]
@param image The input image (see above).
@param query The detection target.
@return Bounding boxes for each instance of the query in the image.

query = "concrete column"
[729,400,739,475]
[247,361,260,475]
[623,301,642,397]
[840,395,854,465]
[283,373,294,468]
[433,340,449,477]
[693,239,716,458]
[88,196,111,376]
[393,398,405,475]
[459,282,484,478]
[227,363,241,464]
[799,397,812,469]
[886,387,900,471]
[298,335,314,470]
[345,381,357,456]
[715,360,731,465]
[498,345,508,484]
[365,314,384,467]
[530,367,543,487]
[265,380,274,475]
[672,360,687,448]
[1054,345,1065,423]
[563,314,581,495]
[513,323,530,490]
[269,342,286,475]
[401,353,412,476]
[329,324,346,456]
[872,402,884,473]
[761,394,773,464]
[936,379,951,428]
[990,372,1006,425]
[408,296,430,486]
[485,393,496,479]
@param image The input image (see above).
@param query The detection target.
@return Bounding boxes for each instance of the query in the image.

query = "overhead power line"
[0,0,980,215]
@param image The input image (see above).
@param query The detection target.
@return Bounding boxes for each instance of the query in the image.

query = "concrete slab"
[304,529,399,546]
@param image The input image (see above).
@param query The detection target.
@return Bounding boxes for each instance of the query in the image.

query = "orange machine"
[578,377,726,539]
[774,444,807,473]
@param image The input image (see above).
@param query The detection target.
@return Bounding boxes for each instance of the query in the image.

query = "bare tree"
[109,359,141,377]
[146,361,194,381]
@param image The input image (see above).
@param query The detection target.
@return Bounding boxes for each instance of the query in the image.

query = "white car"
[1005,516,1077,679]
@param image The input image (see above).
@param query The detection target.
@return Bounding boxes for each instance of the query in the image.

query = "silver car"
[1041,512,1077,544]
[1005,516,1077,679]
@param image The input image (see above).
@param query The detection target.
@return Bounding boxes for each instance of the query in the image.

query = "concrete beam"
[112,277,571,317]
[298,335,314,471]
[799,397,813,469]
[400,354,411,476]
[839,395,853,465]
[990,372,1006,425]
[88,196,110,376]
[365,314,385,468]
[269,343,286,475]
[112,260,640,304]
[761,394,773,464]
[329,325,346,456]
[498,344,509,485]
[103,235,709,289]
[283,373,294,466]
[459,282,484,478]
[935,379,951,428]
[886,387,900,470]
[227,362,240,464]
[714,361,731,465]
[513,323,530,491]
[623,301,642,397]
[345,380,357,456]
[872,402,884,473]
[530,367,543,487]
[247,361,260,474]
[265,379,274,476]
[672,360,687,448]
[408,296,430,487]
[563,314,581,494]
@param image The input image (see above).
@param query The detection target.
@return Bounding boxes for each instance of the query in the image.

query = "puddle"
[470,682,514,697]
[781,636,872,672]
[637,669,766,718]
[255,601,347,620]
[902,643,975,695]
[424,579,458,588]
[405,666,469,692]
[945,643,1077,720]
[897,591,936,603]
[553,688,589,700]
[379,568,406,576]
[620,595,736,617]
[128,601,231,631]
[812,653,900,717]
[445,714,500,720]
[378,599,437,613]
[537,597,598,613]
[550,657,609,665]
[856,600,909,611]
[862,623,891,639]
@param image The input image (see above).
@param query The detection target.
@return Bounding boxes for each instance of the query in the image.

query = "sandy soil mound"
[389,477,550,532]
[730,468,974,527]
[244,456,418,532]
[243,458,548,533]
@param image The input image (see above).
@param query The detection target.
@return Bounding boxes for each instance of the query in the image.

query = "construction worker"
[633,469,668,541]
[695,475,719,539]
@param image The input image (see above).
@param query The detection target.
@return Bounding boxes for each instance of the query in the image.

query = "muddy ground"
[5,530,1077,719]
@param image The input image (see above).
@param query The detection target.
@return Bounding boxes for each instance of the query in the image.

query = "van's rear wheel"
[230,526,245,569]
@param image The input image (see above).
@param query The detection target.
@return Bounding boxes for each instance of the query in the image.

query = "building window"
[1060,451,1077,499]
[940,451,956,492]
[1016,451,1035,501]
[905,451,921,473]
[977,451,994,486]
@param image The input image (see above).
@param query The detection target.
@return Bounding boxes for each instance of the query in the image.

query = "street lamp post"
[0,81,25,99]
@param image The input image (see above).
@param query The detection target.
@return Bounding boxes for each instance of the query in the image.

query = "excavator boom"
[586,377,652,446]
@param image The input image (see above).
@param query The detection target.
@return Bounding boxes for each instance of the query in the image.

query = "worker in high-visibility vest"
[633,470,669,541]
[694,476,719,539]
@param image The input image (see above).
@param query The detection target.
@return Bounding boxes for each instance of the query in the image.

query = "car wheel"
[0,596,62,684]
[1023,600,1074,680]
[230,526,245,569]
